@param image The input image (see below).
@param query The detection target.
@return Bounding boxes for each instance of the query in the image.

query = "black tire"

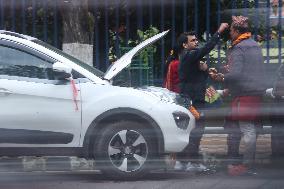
[94,121,158,180]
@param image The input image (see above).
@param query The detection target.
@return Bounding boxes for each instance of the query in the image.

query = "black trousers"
[225,119,241,158]
[177,105,205,162]
[177,82,207,162]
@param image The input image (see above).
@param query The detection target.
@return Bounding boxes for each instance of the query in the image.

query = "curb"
[0,156,95,172]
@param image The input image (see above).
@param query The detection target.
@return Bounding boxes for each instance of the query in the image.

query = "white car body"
[0,30,195,178]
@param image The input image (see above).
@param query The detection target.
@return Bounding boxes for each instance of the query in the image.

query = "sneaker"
[174,161,186,171]
[196,163,208,171]
[185,162,207,172]
[246,169,258,176]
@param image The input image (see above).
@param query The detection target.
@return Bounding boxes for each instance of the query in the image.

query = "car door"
[0,40,81,147]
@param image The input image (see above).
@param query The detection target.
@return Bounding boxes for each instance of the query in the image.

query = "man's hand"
[216,89,230,97]
[223,89,229,96]
[218,23,229,34]
[199,61,208,71]
[222,64,230,73]
[208,68,218,74]
[208,68,224,82]
[214,73,224,82]
[209,72,224,82]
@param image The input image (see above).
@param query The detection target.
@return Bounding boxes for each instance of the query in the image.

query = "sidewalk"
[200,133,272,163]
[0,134,272,172]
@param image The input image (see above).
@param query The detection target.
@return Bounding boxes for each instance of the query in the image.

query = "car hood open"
[103,30,169,81]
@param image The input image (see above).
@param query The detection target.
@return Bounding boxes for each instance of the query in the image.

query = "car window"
[0,45,54,80]
[32,39,104,78]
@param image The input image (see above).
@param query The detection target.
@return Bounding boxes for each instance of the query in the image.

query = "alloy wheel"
[108,129,148,172]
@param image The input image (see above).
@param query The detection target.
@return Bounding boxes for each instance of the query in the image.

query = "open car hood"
[103,30,169,81]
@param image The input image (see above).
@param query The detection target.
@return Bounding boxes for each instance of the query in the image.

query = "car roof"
[0,30,37,41]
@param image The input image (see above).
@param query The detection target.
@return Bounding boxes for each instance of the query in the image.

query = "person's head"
[169,46,179,60]
[164,46,179,77]
[177,31,198,52]
[230,15,250,41]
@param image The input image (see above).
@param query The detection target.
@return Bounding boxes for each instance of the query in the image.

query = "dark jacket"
[178,32,220,106]
[224,38,266,97]
[178,33,220,84]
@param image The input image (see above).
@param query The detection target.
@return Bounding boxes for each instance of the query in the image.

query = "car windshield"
[32,39,104,78]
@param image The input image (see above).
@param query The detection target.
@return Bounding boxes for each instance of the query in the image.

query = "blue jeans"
[239,121,257,166]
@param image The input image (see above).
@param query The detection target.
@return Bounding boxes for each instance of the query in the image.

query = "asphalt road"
[0,133,277,189]
[0,164,284,189]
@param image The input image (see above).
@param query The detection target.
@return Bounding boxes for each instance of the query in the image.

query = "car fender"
[82,107,164,158]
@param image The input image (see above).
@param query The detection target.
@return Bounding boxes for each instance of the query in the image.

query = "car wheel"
[94,121,157,179]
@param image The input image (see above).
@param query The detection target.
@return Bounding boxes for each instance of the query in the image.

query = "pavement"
[200,133,272,164]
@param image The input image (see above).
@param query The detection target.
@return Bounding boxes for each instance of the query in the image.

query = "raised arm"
[194,23,229,60]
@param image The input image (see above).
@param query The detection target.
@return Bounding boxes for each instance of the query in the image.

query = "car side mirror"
[52,62,72,80]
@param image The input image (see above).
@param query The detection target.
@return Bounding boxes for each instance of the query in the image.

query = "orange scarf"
[232,32,251,46]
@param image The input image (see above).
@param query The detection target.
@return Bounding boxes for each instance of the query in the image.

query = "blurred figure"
[270,64,284,157]
[271,0,284,17]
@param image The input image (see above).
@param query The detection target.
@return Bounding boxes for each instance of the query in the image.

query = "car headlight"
[172,111,190,130]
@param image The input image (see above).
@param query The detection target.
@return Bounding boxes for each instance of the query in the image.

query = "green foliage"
[108,29,124,62]
[108,26,159,65]
[135,26,159,66]
[208,48,227,66]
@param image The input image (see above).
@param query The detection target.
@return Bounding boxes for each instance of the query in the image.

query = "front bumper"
[150,102,195,153]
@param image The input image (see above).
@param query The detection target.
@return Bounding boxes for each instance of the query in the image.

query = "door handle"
[0,88,13,96]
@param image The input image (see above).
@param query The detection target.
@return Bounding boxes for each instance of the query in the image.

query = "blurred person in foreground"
[210,15,266,176]
[174,22,229,171]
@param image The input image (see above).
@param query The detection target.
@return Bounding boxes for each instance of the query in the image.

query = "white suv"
[0,30,194,179]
